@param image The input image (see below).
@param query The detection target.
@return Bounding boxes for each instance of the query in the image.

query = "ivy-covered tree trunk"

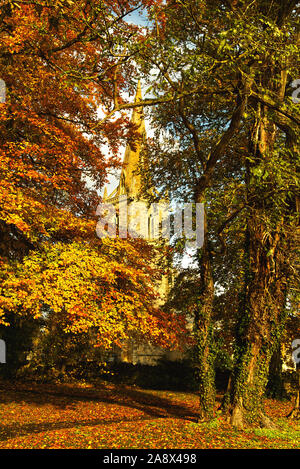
[229,212,288,428]
[229,110,289,428]
[195,201,216,421]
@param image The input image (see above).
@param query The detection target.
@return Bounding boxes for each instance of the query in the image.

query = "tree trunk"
[288,365,300,419]
[195,200,215,421]
[220,373,232,412]
[267,342,286,399]
[229,239,287,428]
[228,109,289,428]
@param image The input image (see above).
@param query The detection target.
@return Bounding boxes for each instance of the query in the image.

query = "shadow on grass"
[0,415,162,442]
[0,380,198,441]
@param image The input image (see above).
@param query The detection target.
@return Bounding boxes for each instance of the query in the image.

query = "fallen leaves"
[0,380,298,449]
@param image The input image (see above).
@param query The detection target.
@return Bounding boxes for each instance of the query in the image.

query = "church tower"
[103,82,176,364]
[104,80,146,205]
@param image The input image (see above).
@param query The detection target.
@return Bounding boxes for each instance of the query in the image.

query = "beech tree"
[0,0,186,374]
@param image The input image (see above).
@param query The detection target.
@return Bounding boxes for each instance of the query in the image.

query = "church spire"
[128,79,145,130]
[135,79,142,102]
[120,81,146,199]
[102,81,146,203]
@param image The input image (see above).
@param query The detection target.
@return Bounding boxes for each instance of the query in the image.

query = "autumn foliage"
[0,1,186,356]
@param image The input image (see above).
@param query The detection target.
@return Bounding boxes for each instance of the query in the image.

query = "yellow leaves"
[0,239,186,349]
[0,1,188,349]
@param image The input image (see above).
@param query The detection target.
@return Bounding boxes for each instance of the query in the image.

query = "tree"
[0,0,187,375]
[135,0,299,425]
[1,238,185,351]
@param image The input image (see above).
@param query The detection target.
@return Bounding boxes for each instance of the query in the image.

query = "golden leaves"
[1,240,186,350]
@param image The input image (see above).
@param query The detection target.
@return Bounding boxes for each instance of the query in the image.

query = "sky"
[99,7,153,198]
[125,8,152,27]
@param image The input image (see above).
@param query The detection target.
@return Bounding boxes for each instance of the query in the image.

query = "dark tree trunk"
[229,224,288,428]
[195,201,216,421]
[267,342,287,400]
[288,365,300,419]
[228,110,289,428]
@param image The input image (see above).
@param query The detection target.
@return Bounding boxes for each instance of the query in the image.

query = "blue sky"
[125,7,151,27]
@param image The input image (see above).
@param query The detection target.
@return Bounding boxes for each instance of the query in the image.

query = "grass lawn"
[0,379,299,449]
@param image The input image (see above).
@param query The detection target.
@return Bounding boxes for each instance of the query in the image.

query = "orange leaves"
[0,379,298,449]
[0,0,147,248]
[0,240,187,350]
[0,0,187,360]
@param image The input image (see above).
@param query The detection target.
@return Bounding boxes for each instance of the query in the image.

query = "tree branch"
[194,81,250,203]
